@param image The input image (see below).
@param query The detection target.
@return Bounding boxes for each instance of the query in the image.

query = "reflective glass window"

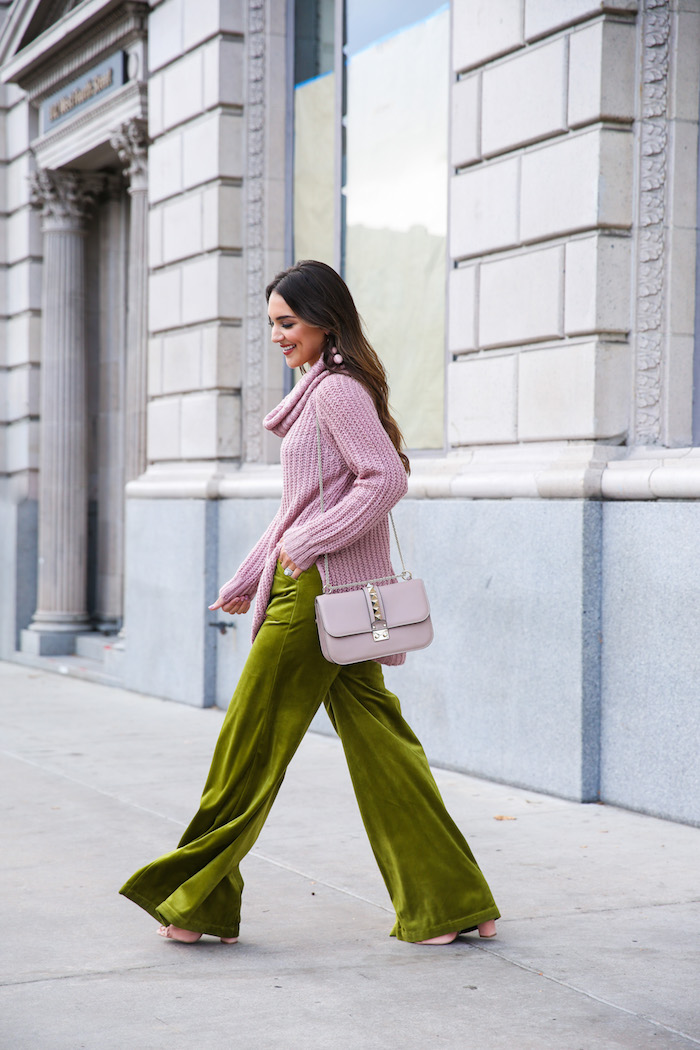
[293,0,336,266]
[344,1,448,450]
[293,0,449,450]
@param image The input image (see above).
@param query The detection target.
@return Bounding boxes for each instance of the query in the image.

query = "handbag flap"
[315,579,430,639]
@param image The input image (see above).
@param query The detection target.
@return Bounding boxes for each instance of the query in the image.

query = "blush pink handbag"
[313,413,434,665]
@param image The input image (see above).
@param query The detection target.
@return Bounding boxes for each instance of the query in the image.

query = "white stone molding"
[111,118,149,483]
[30,79,148,171]
[124,444,700,503]
[243,0,266,464]
[22,167,105,654]
[126,463,284,501]
[632,0,671,444]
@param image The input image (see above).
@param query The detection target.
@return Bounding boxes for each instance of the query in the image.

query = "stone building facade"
[0,0,699,824]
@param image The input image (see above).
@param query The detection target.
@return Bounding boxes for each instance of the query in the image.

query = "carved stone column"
[111,118,149,482]
[22,168,103,656]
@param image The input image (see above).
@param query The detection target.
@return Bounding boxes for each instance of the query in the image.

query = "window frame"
[285,0,450,454]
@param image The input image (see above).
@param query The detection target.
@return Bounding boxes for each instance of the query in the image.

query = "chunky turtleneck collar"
[263,357,330,437]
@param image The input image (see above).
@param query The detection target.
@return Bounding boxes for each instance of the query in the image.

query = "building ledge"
[126,446,700,502]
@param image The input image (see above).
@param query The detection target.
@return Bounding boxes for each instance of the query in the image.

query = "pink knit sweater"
[218,357,409,665]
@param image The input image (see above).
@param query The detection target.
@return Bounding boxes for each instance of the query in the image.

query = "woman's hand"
[279,544,302,580]
[209,596,251,615]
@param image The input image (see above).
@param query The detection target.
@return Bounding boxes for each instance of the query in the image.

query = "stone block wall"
[145,0,246,468]
[600,501,700,825]
[121,0,289,698]
[0,68,40,652]
[448,0,638,449]
[374,498,603,803]
[0,80,40,501]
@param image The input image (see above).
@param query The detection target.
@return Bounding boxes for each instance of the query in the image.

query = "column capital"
[110,118,149,193]
[29,167,104,230]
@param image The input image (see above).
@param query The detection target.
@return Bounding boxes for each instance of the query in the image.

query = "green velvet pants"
[120,563,500,942]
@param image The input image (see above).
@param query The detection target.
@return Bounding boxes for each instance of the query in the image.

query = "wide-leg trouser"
[119,563,500,942]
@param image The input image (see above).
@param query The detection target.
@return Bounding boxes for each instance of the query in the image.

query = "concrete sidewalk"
[1,660,699,1050]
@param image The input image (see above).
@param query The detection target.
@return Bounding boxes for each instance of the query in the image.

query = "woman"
[120,260,500,946]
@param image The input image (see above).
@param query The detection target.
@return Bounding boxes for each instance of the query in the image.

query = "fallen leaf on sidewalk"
[493,815,516,821]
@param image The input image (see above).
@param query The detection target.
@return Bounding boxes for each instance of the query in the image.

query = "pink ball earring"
[332,347,343,365]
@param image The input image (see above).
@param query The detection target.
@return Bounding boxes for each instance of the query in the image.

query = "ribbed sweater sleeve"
[218,508,282,603]
[282,375,408,570]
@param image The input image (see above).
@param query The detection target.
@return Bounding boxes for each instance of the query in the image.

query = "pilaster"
[111,117,149,482]
[243,0,266,464]
[632,0,671,444]
[93,175,129,632]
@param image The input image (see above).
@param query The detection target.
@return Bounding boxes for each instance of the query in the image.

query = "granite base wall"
[122,496,278,707]
[214,498,280,708]
[0,489,37,659]
[122,498,217,705]
[600,503,700,825]
[312,499,603,803]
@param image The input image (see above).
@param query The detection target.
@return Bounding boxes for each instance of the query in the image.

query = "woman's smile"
[268,290,326,370]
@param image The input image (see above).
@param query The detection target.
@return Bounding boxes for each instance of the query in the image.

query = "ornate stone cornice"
[243,0,266,464]
[110,117,148,192]
[29,166,104,228]
[632,0,670,444]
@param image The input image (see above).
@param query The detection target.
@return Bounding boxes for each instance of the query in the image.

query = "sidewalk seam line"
[1,748,393,914]
[474,944,700,1047]
[248,849,394,914]
[0,749,187,826]
[0,963,163,989]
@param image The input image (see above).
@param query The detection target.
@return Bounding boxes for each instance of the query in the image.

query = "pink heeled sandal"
[462,920,497,939]
[158,924,238,944]
[414,920,497,945]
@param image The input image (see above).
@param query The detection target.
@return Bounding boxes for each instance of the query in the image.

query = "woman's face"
[268,291,326,370]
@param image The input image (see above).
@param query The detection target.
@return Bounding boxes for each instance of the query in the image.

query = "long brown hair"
[266,260,410,474]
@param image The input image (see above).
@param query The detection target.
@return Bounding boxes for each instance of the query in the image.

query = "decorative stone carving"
[29,166,104,229]
[633,0,670,444]
[244,0,266,464]
[110,117,148,193]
